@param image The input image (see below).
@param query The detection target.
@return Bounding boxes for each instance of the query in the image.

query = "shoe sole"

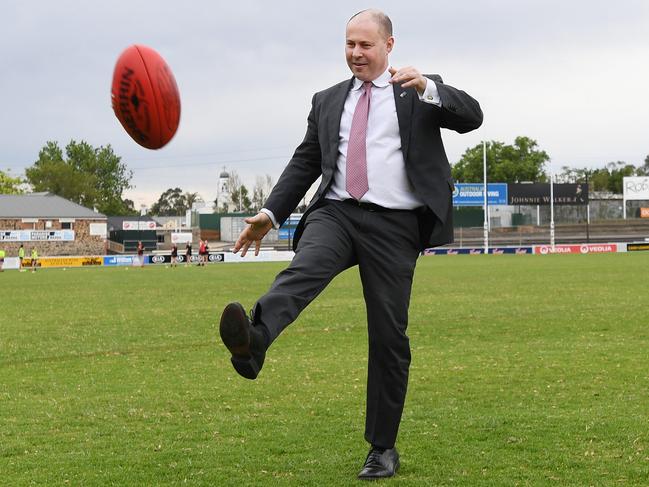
[219,303,261,380]
[220,303,250,356]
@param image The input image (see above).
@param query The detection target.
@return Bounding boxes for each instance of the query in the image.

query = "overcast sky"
[2,0,648,208]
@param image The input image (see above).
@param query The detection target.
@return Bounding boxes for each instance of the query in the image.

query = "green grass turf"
[1,253,648,486]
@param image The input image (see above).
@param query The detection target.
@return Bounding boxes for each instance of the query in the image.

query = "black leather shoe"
[357,447,400,480]
[219,302,266,380]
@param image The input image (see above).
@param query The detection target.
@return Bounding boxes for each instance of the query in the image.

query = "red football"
[111,45,181,150]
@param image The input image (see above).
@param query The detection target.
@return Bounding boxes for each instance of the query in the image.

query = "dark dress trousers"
[255,75,482,448]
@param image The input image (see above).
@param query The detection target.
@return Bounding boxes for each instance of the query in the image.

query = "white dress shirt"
[325,69,440,209]
[262,69,441,226]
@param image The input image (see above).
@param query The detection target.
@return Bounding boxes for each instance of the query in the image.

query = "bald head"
[345,8,394,81]
[348,9,393,40]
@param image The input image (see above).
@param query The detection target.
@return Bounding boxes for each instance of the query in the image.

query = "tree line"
[453,136,649,193]
[2,137,648,213]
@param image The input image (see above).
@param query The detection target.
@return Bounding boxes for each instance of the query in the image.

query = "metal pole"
[550,161,555,250]
[585,171,590,243]
[483,141,489,253]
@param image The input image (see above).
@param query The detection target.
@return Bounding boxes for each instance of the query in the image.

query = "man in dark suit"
[219,9,482,480]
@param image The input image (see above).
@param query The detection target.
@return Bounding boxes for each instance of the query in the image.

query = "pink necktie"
[346,81,372,200]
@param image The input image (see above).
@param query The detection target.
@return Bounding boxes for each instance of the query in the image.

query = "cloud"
[1,0,648,206]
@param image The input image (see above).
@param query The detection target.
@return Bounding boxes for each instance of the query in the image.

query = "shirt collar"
[352,68,392,91]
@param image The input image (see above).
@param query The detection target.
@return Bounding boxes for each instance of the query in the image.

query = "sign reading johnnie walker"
[508,183,589,205]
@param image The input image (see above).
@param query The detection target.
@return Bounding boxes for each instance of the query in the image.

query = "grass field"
[1,253,648,486]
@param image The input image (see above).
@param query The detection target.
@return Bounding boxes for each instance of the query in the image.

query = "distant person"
[30,247,38,272]
[136,241,145,268]
[0,248,5,272]
[185,241,192,267]
[170,243,178,267]
[198,239,207,266]
[18,244,25,271]
[204,240,210,265]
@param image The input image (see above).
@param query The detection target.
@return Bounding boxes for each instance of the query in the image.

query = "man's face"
[345,16,393,81]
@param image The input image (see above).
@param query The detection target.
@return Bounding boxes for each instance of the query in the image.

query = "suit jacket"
[264,75,483,250]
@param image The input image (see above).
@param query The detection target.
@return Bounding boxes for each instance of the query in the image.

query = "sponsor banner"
[224,250,295,263]
[508,183,589,205]
[423,247,533,255]
[424,248,484,255]
[627,243,649,252]
[623,177,649,201]
[103,255,139,266]
[489,247,534,255]
[148,252,225,264]
[0,230,75,241]
[534,244,618,255]
[171,232,193,244]
[640,208,649,218]
[1,257,20,270]
[278,228,296,240]
[20,256,103,268]
[452,183,508,206]
[122,221,156,230]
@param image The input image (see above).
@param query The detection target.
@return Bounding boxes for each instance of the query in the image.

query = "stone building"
[0,193,107,256]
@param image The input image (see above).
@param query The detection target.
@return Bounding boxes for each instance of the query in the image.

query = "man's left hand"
[388,66,427,95]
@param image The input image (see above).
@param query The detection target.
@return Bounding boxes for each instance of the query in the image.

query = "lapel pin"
[400,91,407,98]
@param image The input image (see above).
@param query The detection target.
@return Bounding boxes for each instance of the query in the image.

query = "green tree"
[183,192,201,211]
[0,170,25,194]
[231,184,252,212]
[25,140,133,214]
[603,161,636,193]
[636,154,649,176]
[452,136,549,183]
[558,161,641,193]
[149,188,201,215]
[251,175,274,212]
[150,187,183,215]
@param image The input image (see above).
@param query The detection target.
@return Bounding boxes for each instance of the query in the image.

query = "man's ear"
[386,36,394,54]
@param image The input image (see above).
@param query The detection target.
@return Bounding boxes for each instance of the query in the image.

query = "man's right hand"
[233,212,273,257]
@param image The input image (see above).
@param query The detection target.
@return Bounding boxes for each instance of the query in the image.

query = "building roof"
[0,192,106,219]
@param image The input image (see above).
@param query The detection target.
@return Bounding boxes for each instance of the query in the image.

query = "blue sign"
[103,255,140,266]
[423,246,533,256]
[278,228,296,240]
[452,183,508,206]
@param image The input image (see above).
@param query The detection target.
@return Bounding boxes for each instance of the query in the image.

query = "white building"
[216,169,234,212]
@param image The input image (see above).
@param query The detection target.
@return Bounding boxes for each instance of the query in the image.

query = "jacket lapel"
[327,77,354,151]
[393,83,413,161]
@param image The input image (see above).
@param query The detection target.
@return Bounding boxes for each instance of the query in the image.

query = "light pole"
[584,170,591,243]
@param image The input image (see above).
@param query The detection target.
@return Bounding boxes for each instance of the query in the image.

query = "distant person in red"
[198,239,206,266]
[170,243,178,267]
[137,241,144,267]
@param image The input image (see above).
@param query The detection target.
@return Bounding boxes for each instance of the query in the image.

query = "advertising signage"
[0,230,75,241]
[535,244,617,255]
[423,246,533,255]
[623,177,649,201]
[508,183,588,205]
[452,183,508,206]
